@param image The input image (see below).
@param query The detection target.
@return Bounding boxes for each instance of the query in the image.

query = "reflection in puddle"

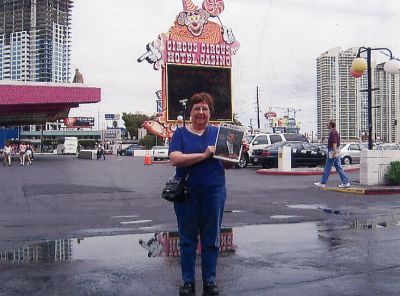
[350,213,400,229]
[317,212,400,249]
[0,228,236,264]
[138,228,236,257]
[0,239,72,263]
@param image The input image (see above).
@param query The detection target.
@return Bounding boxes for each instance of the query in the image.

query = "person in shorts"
[19,142,26,166]
[25,144,33,165]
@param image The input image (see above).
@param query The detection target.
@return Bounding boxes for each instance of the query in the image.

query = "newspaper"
[214,123,246,162]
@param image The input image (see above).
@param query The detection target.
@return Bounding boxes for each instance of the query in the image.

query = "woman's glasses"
[192,106,210,112]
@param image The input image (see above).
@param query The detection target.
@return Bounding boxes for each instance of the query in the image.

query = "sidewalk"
[256,165,400,195]
[256,164,360,176]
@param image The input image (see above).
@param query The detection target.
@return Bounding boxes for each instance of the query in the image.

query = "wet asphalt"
[0,155,399,296]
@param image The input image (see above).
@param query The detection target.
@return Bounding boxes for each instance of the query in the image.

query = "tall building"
[0,0,73,82]
[374,63,400,143]
[316,47,400,143]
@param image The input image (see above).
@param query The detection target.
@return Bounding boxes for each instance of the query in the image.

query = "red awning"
[0,82,101,126]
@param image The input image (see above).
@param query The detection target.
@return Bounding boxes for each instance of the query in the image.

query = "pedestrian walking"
[25,144,33,165]
[3,144,12,166]
[314,120,350,188]
[97,143,105,160]
[169,92,247,296]
[18,142,26,166]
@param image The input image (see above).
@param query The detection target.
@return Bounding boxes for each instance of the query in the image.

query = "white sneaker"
[314,182,326,188]
[338,183,351,188]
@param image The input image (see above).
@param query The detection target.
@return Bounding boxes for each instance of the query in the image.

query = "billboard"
[166,64,232,122]
[138,0,240,136]
[63,117,94,128]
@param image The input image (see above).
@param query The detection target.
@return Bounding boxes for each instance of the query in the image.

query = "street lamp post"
[178,99,188,126]
[352,47,400,150]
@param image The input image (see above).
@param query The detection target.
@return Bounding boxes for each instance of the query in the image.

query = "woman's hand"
[170,146,215,167]
[204,146,216,159]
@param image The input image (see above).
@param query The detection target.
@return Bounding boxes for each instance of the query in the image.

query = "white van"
[237,133,308,168]
[62,137,78,154]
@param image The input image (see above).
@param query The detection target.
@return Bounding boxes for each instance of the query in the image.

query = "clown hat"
[182,0,197,11]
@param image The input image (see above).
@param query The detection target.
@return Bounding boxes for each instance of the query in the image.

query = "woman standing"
[169,92,227,296]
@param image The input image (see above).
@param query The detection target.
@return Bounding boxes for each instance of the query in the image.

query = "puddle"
[350,213,400,229]
[270,215,302,219]
[0,223,321,265]
[119,219,152,225]
[317,212,400,243]
[2,214,398,265]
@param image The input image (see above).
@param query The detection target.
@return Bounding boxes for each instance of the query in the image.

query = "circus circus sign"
[166,40,232,66]
[138,0,240,137]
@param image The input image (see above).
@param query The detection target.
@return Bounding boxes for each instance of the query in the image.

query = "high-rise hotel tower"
[0,0,73,82]
[316,47,400,143]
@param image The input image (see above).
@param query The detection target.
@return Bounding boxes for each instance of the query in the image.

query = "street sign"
[156,99,162,113]
[265,111,277,119]
[105,114,115,120]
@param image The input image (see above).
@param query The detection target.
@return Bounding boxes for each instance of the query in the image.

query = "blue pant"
[321,153,349,184]
[174,184,226,284]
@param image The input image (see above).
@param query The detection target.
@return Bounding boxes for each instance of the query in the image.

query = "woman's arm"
[169,146,215,167]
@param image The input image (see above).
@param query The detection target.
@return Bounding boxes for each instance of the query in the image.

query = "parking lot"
[0,155,399,295]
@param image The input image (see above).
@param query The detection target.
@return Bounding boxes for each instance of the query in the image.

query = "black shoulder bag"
[161,127,209,203]
[161,174,189,203]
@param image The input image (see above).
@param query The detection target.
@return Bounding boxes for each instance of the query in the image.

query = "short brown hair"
[328,120,336,128]
[189,92,214,113]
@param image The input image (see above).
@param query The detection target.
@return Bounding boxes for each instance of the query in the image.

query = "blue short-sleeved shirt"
[169,125,225,189]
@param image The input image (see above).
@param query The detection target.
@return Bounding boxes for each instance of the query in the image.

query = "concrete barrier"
[360,150,400,185]
[78,150,96,160]
[133,150,151,157]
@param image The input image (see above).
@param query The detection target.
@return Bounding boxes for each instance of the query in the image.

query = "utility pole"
[256,86,260,129]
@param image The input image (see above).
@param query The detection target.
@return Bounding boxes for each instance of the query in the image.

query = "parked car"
[382,144,400,150]
[117,144,144,156]
[238,133,309,168]
[254,141,327,169]
[151,146,169,161]
[339,143,364,165]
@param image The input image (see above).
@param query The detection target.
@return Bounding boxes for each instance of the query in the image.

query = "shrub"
[384,161,400,185]
[78,139,96,149]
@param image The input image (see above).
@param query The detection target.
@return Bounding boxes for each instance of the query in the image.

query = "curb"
[256,166,360,176]
[322,187,365,195]
[321,187,400,195]
[152,160,170,164]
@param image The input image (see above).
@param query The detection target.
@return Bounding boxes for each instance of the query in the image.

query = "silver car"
[339,143,363,165]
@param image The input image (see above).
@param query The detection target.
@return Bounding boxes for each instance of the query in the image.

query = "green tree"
[140,134,156,149]
[122,112,151,139]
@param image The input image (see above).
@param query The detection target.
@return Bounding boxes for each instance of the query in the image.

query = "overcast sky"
[69,0,400,132]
